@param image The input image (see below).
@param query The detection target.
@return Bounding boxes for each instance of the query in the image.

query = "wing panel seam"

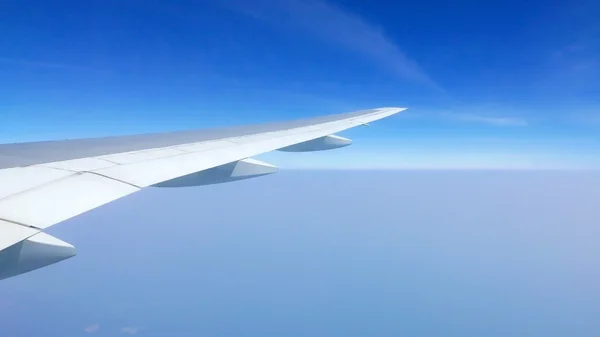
[0,170,80,203]
[0,217,42,231]
[84,171,143,189]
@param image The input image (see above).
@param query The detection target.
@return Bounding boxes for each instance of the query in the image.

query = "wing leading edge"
[0,107,405,280]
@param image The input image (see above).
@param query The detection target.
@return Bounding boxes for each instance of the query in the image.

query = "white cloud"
[224,0,440,89]
[84,324,100,333]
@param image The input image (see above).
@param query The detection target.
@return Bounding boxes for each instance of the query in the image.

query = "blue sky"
[1,171,599,336]
[1,0,599,168]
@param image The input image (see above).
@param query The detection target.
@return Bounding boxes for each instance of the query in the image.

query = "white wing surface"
[0,107,405,279]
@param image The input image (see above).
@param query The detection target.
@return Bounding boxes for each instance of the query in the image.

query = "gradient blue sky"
[1,0,599,168]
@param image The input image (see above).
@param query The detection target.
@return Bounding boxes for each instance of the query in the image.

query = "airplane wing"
[0,107,405,280]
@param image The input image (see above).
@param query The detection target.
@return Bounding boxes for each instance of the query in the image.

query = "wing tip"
[375,107,408,115]
[377,107,407,112]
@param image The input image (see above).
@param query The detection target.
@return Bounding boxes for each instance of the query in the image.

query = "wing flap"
[0,220,39,252]
[38,158,116,171]
[0,173,139,229]
[0,167,74,200]
[100,147,188,165]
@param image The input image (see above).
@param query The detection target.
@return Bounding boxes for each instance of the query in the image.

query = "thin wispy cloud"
[455,114,528,127]
[0,57,89,70]
[547,40,600,89]
[121,326,141,335]
[540,1,600,91]
[409,109,529,127]
[563,107,600,126]
[84,324,100,333]
[224,0,440,90]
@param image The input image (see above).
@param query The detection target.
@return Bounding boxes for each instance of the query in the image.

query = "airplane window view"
[1,0,599,336]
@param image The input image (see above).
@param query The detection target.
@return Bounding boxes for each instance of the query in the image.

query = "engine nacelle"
[0,232,76,280]
[153,158,278,188]
[278,134,352,152]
